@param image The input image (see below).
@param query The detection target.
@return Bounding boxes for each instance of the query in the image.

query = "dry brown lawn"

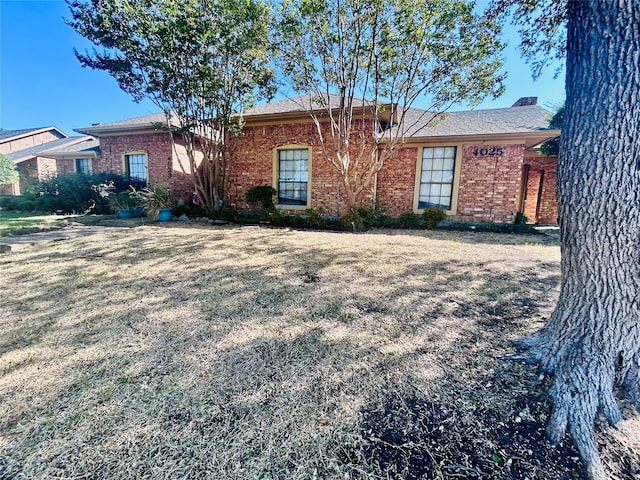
[0,224,638,479]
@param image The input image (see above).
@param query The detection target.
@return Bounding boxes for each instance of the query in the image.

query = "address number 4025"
[472,147,504,156]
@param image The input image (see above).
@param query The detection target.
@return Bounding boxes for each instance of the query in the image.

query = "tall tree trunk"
[513,2,640,479]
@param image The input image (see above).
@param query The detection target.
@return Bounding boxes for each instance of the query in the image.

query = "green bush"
[304,206,326,227]
[356,203,389,228]
[245,185,276,213]
[398,211,420,228]
[26,173,132,214]
[0,196,35,211]
[215,206,238,221]
[515,211,528,225]
[340,212,365,230]
[266,208,286,224]
[422,207,446,229]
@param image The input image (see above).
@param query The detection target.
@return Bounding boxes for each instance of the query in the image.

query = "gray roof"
[399,104,554,138]
[75,112,175,134]
[8,137,92,163]
[38,137,100,157]
[245,94,554,138]
[76,95,555,141]
[243,93,374,117]
[0,126,66,143]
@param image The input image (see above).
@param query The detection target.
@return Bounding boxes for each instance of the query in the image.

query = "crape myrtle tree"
[67,0,274,211]
[274,0,504,214]
[489,1,640,478]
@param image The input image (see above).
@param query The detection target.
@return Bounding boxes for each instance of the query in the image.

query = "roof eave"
[0,126,67,144]
[386,129,561,148]
[75,122,171,136]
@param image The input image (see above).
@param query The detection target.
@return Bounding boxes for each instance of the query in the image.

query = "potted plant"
[131,186,174,221]
[107,190,139,219]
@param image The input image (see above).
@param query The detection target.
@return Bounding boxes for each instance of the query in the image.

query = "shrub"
[304,206,326,227]
[515,211,528,225]
[26,173,132,214]
[266,208,286,224]
[106,190,138,212]
[0,196,34,211]
[398,211,420,228]
[422,207,446,229]
[245,185,276,213]
[130,186,173,218]
[340,212,365,230]
[356,203,389,228]
[215,206,238,222]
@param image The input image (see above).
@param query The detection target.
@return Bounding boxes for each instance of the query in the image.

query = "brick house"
[0,127,95,195]
[75,95,560,224]
[76,113,200,203]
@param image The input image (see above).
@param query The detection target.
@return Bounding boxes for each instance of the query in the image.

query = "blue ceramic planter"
[117,209,135,219]
[157,208,172,222]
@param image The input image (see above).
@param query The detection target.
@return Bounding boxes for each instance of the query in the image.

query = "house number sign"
[472,147,505,156]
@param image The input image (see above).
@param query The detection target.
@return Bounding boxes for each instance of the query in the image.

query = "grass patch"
[0,211,107,236]
[0,225,637,479]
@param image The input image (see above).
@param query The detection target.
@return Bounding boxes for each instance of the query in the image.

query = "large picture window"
[125,153,148,187]
[418,146,456,210]
[277,148,308,206]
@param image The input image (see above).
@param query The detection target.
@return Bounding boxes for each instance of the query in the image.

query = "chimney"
[512,97,538,107]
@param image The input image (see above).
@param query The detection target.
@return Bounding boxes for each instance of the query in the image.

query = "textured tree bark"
[512,2,640,479]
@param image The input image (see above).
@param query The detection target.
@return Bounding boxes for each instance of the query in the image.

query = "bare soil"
[0,224,638,479]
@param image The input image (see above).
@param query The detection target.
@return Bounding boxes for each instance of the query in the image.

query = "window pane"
[75,158,92,175]
[278,149,309,205]
[125,154,148,186]
[420,146,455,210]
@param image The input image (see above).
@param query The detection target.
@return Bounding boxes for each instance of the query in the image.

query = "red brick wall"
[523,155,558,225]
[376,146,419,216]
[95,132,195,200]
[87,126,555,224]
[56,159,76,176]
[230,121,374,217]
[455,144,525,223]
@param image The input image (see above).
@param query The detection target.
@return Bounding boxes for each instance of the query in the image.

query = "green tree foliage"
[273,0,504,213]
[66,0,274,211]
[0,153,19,185]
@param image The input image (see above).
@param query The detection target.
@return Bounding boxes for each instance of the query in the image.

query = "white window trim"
[272,145,312,210]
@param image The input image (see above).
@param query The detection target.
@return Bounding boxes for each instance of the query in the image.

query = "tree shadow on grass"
[2,225,635,479]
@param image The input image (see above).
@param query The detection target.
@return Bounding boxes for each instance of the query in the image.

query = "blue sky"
[1,0,565,137]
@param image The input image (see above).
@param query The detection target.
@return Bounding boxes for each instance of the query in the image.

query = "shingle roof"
[0,127,66,143]
[243,93,374,117]
[0,128,42,141]
[76,95,555,140]
[38,137,100,157]
[245,94,553,137]
[8,137,92,163]
[399,104,553,138]
[75,112,176,135]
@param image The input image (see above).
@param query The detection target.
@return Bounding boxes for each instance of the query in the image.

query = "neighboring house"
[0,127,96,195]
[75,113,198,203]
[38,137,101,177]
[75,95,559,224]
